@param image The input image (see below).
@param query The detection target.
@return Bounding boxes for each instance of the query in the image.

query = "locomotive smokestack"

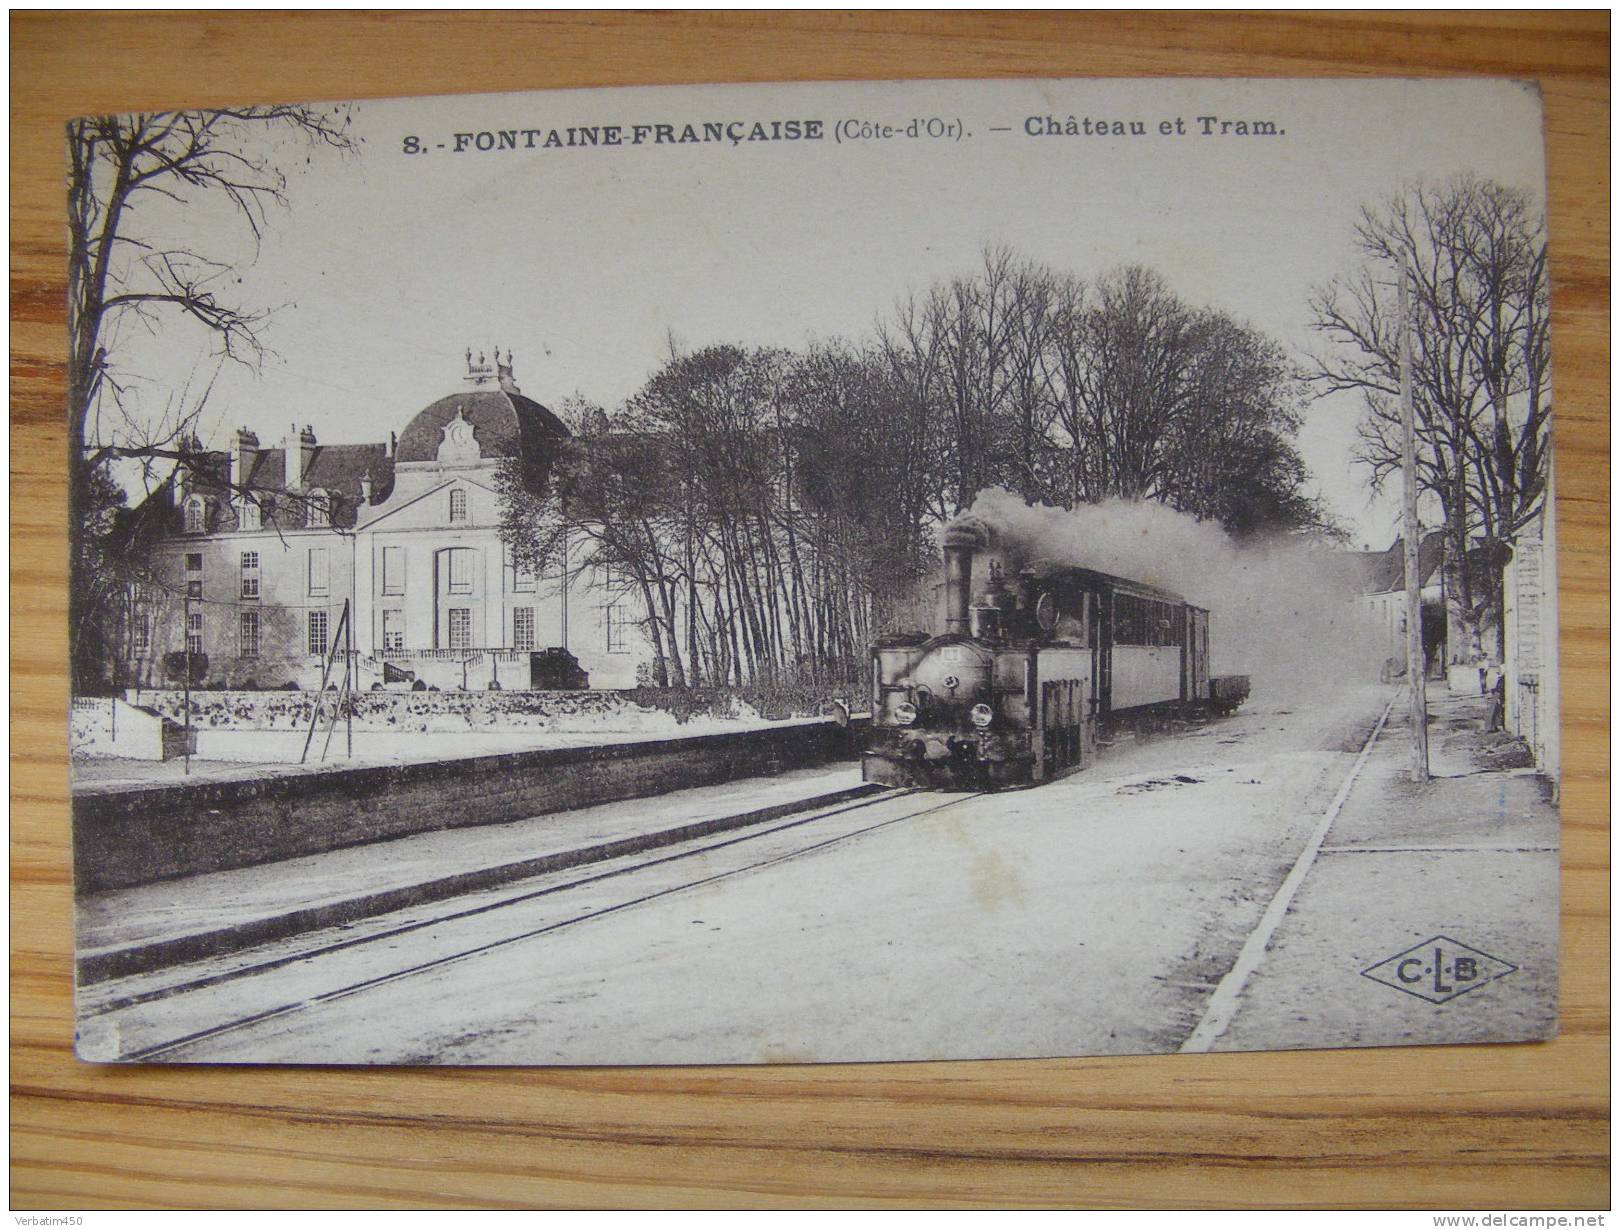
[942,518,990,635]
[944,544,972,634]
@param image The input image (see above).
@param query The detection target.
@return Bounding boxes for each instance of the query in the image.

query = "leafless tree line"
[881,249,1321,531]
[501,249,1324,688]
[1307,175,1551,660]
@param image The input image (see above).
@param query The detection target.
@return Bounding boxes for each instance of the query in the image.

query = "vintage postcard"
[68,77,1558,1064]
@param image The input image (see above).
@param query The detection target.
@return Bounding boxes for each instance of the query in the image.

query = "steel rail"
[88,786,918,1020]
[116,788,985,1061]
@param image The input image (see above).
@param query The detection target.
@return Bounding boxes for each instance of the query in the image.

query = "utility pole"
[344,597,353,759]
[182,588,192,776]
[559,523,570,651]
[1399,270,1430,782]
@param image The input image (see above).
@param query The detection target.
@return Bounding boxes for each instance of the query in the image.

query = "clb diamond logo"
[1361,936,1517,1004]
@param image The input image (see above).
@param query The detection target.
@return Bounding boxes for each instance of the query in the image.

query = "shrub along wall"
[126,688,671,732]
[122,686,857,732]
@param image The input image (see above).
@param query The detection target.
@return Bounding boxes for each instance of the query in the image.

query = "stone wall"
[72,718,863,892]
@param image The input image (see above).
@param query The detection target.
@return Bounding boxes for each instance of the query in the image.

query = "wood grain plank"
[10,10,1608,1210]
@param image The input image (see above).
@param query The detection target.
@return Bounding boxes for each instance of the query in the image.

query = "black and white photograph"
[67,76,1560,1065]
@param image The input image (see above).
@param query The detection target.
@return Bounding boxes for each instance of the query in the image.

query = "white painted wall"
[1111,646,1181,709]
[1503,488,1559,784]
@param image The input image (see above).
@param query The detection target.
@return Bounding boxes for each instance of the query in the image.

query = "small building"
[1501,483,1559,784]
[1349,531,1447,678]
[120,352,653,692]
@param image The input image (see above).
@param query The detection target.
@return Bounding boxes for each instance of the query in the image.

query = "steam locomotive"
[863,520,1250,789]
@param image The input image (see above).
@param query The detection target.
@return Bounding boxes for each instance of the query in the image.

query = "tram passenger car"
[863,521,1246,789]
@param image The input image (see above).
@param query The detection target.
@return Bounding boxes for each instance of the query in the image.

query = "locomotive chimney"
[941,519,988,635]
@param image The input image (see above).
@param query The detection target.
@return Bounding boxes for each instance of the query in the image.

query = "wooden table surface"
[10,11,1609,1210]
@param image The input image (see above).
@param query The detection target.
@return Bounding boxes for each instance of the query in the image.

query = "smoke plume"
[948,488,1384,702]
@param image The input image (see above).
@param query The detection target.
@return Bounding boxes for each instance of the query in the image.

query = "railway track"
[79,694,1396,1064]
[85,784,987,1062]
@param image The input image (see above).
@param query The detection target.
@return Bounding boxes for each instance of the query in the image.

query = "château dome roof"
[395,359,570,465]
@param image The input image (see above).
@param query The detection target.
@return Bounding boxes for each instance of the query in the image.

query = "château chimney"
[233,427,259,496]
[172,430,205,505]
[286,423,317,488]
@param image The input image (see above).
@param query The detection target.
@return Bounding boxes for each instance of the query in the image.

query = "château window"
[184,497,205,534]
[513,607,535,651]
[240,551,260,598]
[447,547,473,594]
[186,611,204,656]
[308,609,329,656]
[604,604,629,653]
[238,500,261,531]
[449,488,467,524]
[512,551,536,593]
[184,552,204,600]
[382,608,404,652]
[307,490,331,529]
[447,607,472,650]
[308,547,329,597]
[240,610,260,657]
[129,582,152,657]
[382,545,406,595]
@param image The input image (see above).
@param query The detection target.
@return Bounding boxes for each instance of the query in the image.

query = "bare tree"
[1072,266,1203,501]
[1031,264,1320,534]
[997,254,1061,504]
[783,340,940,638]
[878,247,1026,515]
[1038,272,1087,506]
[1308,175,1550,659]
[67,106,355,687]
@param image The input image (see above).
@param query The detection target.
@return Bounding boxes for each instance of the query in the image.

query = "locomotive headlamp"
[969,702,995,729]
[893,701,918,726]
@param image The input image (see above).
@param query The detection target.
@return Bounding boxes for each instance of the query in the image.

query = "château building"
[124,352,650,691]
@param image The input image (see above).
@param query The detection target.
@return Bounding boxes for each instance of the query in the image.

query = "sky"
[102,78,1550,550]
